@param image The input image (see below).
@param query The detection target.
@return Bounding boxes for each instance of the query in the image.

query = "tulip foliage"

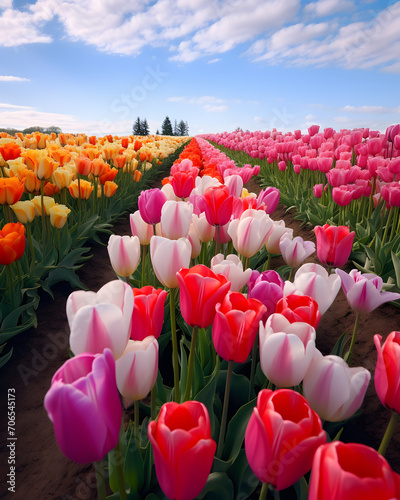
[42,135,400,499]
[0,132,189,367]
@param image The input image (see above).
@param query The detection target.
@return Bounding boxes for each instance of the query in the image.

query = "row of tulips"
[0,132,189,367]
[44,136,400,499]
[201,125,400,291]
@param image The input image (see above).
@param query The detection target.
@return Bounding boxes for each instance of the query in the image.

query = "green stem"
[26,223,35,272]
[381,205,394,248]
[40,179,46,243]
[141,244,147,288]
[215,226,221,256]
[3,205,13,224]
[169,288,180,403]
[114,423,127,500]
[259,482,269,500]
[378,411,400,456]
[183,325,199,402]
[244,256,249,271]
[134,400,140,447]
[248,337,258,401]
[151,383,156,421]
[216,359,233,459]
[262,251,271,272]
[389,207,399,242]
[345,312,361,365]
[367,177,376,220]
[94,461,107,500]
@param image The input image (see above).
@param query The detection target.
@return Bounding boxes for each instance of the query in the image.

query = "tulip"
[67,280,134,359]
[374,332,400,414]
[11,200,35,224]
[303,349,370,421]
[212,291,266,363]
[31,195,56,216]
[49,204,71,229]
[257,187,280,214]
[170,170,196,199]
[0,143,21,162]
[19,168,42,194]
[177,264,231,329]
[36,155,59,180]
[103,180,118,197]
[0,222,25,265]
[335,269,400,314]
[74,156,93,176]
[210,253,252,292]
[309,441,400,500]
[130,286,168,340]
[160,200,193,240]
[247,270,285,320]
[332,186,353,206]
[224,174,243,198]
[265,220,293,255]
[44,349,122,464]
[259,313,316,387]
[150,236,191,288]
[202,185,234,227]
[148,401,216,500]
[228,208,273,258]
[0,177,24,205]
[68,179,94,199]
[116,337,159,401]
[279,233,315,268]
[275,293,321,328]
[245,389,326,491]
[107,234,140,277]
[314,224,355,268]
[283,263,341,315]
[129,210,153,245]
[138,188,167,225]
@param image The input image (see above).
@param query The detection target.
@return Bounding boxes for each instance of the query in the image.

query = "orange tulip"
[51,149,71,166]
[112,155,126,169]
[91,158,108,177]
[52,168,73,190]
[82,148,101,161]
[37,156,59,180]
[134,140,142,151]
[35,133,47,149]
[133,170,142,182]
[0,143,21,162]
[0,177,24,205]
[68,179,94,199]
[19,168,42,193]
[104,181,118,197]
[139,152,147,162]
[89,136,97,145]
[49,204,71,229]
[58,133,67,146]
[31,195,56,216]
[0,222,26,265]
[121,137,129,149]
[106,134,113,143]
[74,156,93,176]
[99,166,118,185]
[44,182,60,196]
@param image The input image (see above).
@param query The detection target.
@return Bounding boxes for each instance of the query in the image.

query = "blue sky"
[1,0,400,136]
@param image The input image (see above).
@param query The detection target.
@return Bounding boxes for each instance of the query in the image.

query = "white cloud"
[203,104,228,112]
[0,102,34,110]
[304,0,354,18]
[0,0,12,9]
[267,22,332,51]
[0,76,30,82]
[342,105,400,114]
[251,2,400,72]
[305,113,316,120]
[208,58,221,64]
[167,95,228,112]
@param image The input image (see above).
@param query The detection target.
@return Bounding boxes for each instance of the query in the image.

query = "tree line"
[132,116,189,136]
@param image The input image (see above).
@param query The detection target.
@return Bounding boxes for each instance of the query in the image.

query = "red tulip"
[374,332,400,413]
[202,185,234,227]
[148,401,216,500]
[275,294,321,328]
[130,286,168,341]
[177,265,230,328]
[212,291,266,363]
[0,142,21,161]
[314,224,355,267]
[170,171,196,199]
[309,441,400,500]
[245,389,326,491]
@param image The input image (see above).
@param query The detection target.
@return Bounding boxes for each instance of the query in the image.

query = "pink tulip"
[211,253,252,292]
[67,280,134,359]
[313,184,323,198]
[202,185,234,227]
[259,313,316,387]
[130,210,153,245]
[332,186,353,206]
[130,286,168,340]
[44,349,122,463]
[107,234,141,277]
[314,224,355,268]
[245,389,326,491]
[256,187,280,214]
[160,200,193,240]
[191,212,215,242]
[247,270,285,319]
[279,233,315,267]
[150,236,191,288]
[335,269,400,314]
[374,332,400,413]
[265,220,293,254]
[169,171,196,199]
[228,208,273,258]
[224,174,243,197]
[138,188,167,225]
[309,441,400,500]
[116,337,158,401]
[303,349,371,421]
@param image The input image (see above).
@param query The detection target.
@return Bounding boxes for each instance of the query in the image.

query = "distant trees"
[132,117,150,136]
[0,125,62,135]
[132,116,189,136]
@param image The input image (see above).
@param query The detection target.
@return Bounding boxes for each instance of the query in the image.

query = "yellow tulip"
[31,195,56,216]
[11,200,36,223]
[49,204,71,229]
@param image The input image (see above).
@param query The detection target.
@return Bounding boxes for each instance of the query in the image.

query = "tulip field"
[1,127,400,499]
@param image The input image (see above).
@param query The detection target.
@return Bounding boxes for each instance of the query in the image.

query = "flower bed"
[24,135,400,499]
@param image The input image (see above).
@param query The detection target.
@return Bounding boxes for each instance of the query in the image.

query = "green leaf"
[197,472,234,500]
[195,357,219,437]
[123,429,144,493]
[392,251,400,289]
[330,330,349,357]
[0,344,13,368]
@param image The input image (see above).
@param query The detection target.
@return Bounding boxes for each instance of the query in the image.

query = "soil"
[0,176,399,500]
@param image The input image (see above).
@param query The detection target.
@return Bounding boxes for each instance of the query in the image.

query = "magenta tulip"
[314,224,355,267]
[44,349,122,463]
[138,188,167,225]
[374,332,400,413]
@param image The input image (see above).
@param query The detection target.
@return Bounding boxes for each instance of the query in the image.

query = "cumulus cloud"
[0,76,30,82]
[304,0,354,18]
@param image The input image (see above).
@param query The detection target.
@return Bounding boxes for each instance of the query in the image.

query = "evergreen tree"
[161,116,173,135]
[142,118,150,136]
[177,120,187,136]
[133,117,142,135]
[156,129,160,135]
[185,121,189,135]
[173,119,178,136]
